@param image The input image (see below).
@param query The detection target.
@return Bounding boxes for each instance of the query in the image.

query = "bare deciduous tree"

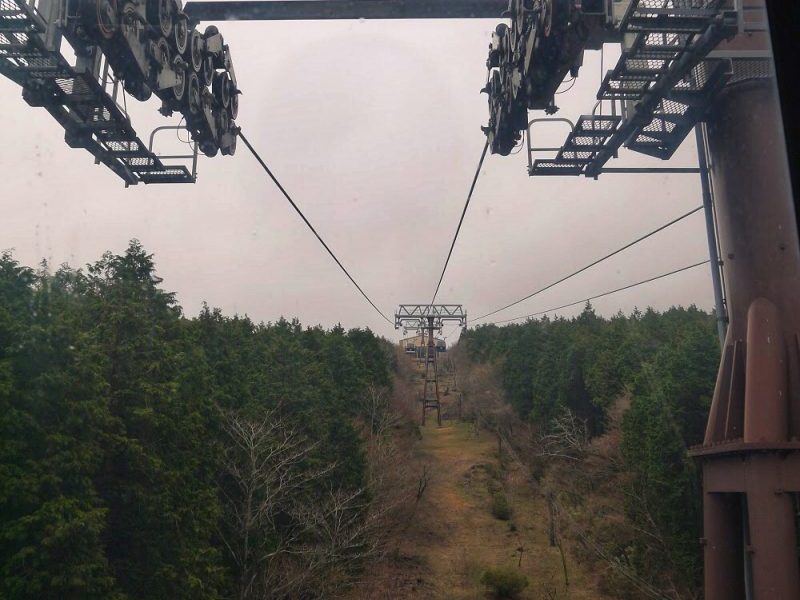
[219,410,334,600]
[537,407,589,462]
[219,392,423,600]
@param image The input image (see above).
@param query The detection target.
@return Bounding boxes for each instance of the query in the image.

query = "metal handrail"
[526,117,574,172]
[148,125,199,180]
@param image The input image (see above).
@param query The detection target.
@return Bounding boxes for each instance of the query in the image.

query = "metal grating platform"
[530,159,584,176]
[529,0,736,177]
[530,114,621,176]
[618,0,725,34]
[599,5,726,102]
[0,0,195,185]
[625,59,730,159]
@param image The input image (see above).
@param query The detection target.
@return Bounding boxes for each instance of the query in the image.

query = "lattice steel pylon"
[396,305,466,426]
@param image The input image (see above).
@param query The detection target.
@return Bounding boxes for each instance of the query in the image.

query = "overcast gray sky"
[0,16,713,342]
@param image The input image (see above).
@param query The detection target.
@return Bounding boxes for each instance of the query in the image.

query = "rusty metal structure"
[396,304,466,425]
[0,0,241,184]
[688,37,800,600]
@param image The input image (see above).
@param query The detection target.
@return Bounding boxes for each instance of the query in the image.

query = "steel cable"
[238,130,393,325]
[472,205,704,322]
[430,138,490,305]
[489,260,710,325]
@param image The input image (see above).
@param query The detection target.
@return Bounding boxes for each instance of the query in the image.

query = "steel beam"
[395,304,466,330]
[695,124,727,347]
[184,0,508,21]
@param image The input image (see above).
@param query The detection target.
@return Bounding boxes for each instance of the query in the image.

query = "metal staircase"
[618,0,726,33]
[624,59,730,158]
[0,0,195,185]
[531,114,621,176]
[528,0,736,177]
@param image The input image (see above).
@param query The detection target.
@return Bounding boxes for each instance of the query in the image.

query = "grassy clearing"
[348,352,613,599]
[384,421,609,600]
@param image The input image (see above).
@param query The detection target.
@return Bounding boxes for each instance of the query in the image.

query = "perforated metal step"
[530,159,584,176]
[628,31,694,59]
[529,114,621,176]
[599,0,731,103]
[0,0,45,32]
[138,166,194,184]
[600,34,703,101]
[619,0,724,34]
[625,59,730,159]
[564,115,621,150]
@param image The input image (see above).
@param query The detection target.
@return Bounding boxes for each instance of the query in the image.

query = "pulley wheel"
[174,12,188,55]
[172,66,186,101]
[212,71,230,108]
[187,71,201,114]
[93,0,118,40]
[120,1,138,39]
[229,86,239,120]
[542,0,553,37]
[155,36,170,69]
[147,0,173,38]
[216,106,229,139]
[225,129,237,156]
[222,76,232,110]
[201,54,214,88]
[188,29,203,72]
[124,76,151,102]
[200,139,218,157]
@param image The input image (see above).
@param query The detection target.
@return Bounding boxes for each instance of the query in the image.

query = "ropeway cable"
[472,205,704,322]
[489,260,710,325]
[238,130,393,326]
[430,138,490,305]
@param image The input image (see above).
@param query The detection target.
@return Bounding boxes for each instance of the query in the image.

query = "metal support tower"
[517,1,740,177]
[422,315,442,426]
[480,2,798,596]
[687,5,800,594]
[695,123,728,347]
[396,304,466,426]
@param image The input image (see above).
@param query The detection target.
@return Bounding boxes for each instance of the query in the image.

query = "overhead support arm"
[184,0,507,21]
[395,304,467,331]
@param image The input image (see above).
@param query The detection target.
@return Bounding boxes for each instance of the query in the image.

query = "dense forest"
[461,305,720,596]
[0,241,395,600]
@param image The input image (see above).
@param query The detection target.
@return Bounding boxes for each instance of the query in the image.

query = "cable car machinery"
[0,0,241,185]
[481,0,753,174]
